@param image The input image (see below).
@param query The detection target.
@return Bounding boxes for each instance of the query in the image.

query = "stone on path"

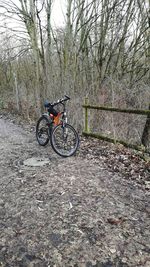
[23,157,50,167]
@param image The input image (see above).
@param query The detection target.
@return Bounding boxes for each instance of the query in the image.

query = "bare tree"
[0,0,149,142]
[0,0,55,112]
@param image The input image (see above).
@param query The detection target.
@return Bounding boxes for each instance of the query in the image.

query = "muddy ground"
[0,112,150,267]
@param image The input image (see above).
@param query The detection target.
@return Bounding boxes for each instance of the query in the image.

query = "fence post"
[84,97,89,133]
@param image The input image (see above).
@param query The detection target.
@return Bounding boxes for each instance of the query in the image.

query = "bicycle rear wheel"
[50,123,79,157]
[36,116,51,146]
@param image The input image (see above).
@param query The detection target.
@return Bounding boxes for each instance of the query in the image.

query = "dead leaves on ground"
[80,137,150,189]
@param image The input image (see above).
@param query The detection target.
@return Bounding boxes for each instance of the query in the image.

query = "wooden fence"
[82,98,150,152]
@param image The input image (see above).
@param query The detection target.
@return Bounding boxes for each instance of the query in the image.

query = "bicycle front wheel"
[50,123,79,157]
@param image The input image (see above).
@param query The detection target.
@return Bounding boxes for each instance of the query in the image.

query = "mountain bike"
[36,95,79,157]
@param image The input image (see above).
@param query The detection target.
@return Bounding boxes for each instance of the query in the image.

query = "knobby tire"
[36,116,51,146]
[50,123,79,157]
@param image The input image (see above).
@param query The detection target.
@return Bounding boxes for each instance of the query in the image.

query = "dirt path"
[0,116,150,267]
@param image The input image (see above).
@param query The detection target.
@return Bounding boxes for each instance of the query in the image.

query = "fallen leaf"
[107,217,125,225]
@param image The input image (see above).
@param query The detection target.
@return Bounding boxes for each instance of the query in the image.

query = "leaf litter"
[0,111,150,267]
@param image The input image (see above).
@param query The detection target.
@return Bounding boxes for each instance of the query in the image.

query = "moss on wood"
[82,131,149,153]
[84,98,89,132]
[82,105,150,115]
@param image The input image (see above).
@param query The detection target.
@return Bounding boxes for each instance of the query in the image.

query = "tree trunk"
[13,72,19,112]
[141,104,150,148]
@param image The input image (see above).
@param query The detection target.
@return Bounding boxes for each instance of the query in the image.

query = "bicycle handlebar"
[51,95,70,106]
[44,95,70,109]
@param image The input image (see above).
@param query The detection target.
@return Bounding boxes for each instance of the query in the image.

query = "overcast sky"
[0,0,66,28]
[51,0,66,27]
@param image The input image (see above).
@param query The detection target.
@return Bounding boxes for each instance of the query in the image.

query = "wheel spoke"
[36,117,50,146]
[51,124,79,157]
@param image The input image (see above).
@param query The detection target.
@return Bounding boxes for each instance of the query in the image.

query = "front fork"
[62,112,68,138]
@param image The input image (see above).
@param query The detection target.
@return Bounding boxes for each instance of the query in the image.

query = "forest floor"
[0,111,150,267]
